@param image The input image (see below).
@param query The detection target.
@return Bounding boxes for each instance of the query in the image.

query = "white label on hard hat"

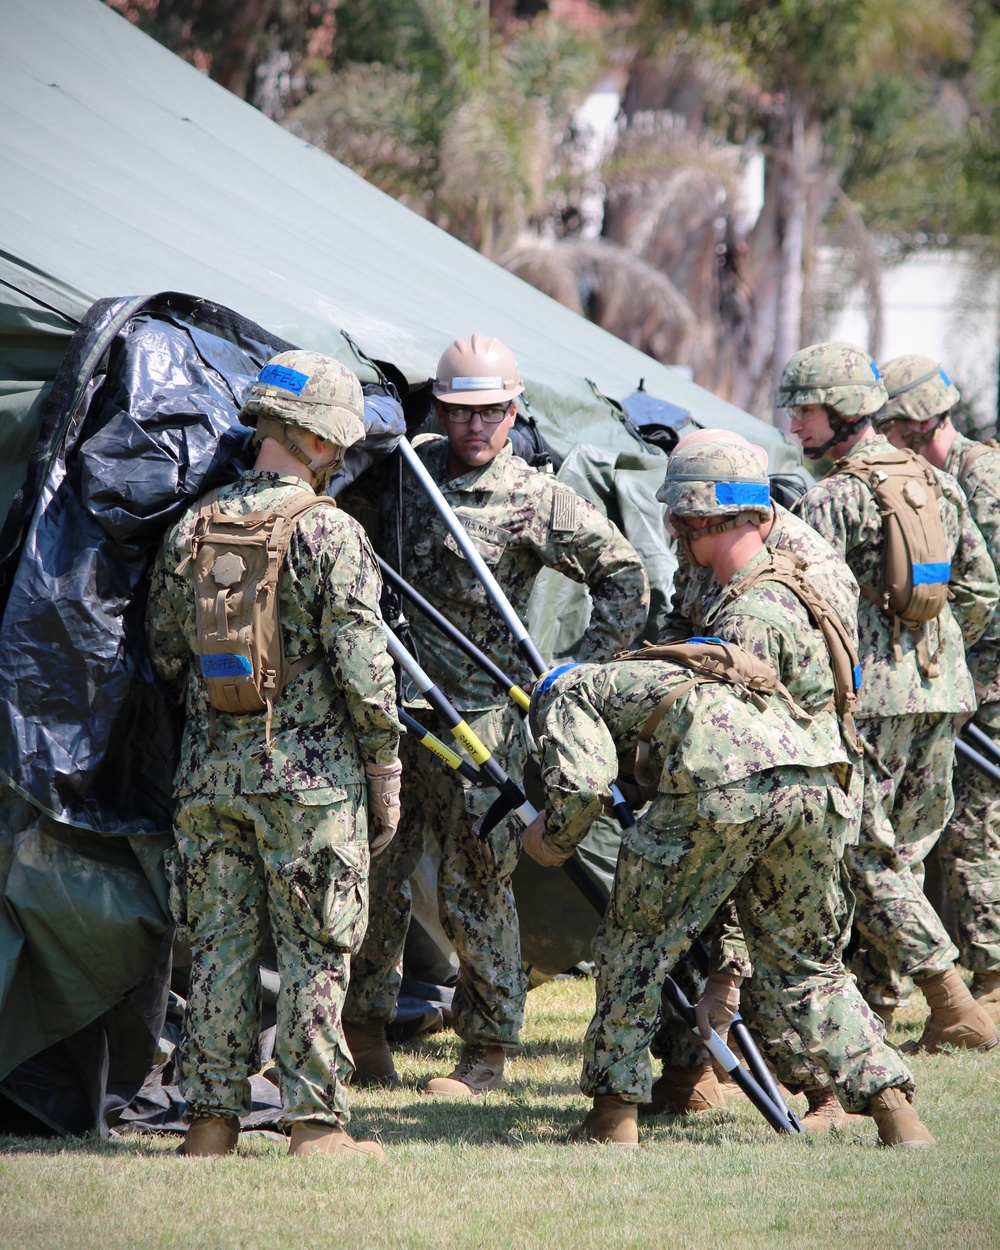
[451,375,503,390]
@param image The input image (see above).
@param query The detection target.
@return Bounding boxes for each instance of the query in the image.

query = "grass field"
[2,976,998,1250]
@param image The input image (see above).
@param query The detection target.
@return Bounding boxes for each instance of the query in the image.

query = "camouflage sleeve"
[942,476,999,649]
[316,517,402,767]
[790,477,871,562]
[708,606,787,682]
[964,474,1000,702]
[144,529,191,700]
[535,482,650,660]
[539,691,619,856]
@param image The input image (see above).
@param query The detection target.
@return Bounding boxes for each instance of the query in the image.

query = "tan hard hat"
[433,333,525,406]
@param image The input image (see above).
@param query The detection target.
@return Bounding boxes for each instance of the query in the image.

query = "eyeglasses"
[436,401,512,425]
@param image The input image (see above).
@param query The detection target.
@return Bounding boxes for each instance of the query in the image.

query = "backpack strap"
[723,550,863,753]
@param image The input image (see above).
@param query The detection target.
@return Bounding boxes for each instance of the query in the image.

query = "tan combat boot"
[971,971,1000,1026]
[288,1122,386,1159]
[425,1043,506,1096]
[640,1064,725,1117]
[868,1088,935,1149]
[906,967,1000,1054]
[800,1088,867,1134]
[178,1115,240,1157]
[569,1094,640,1146]
[344,1021,399,1087]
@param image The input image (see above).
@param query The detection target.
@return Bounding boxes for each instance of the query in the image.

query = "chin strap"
[254,415,344,489]
[803,413,871,460]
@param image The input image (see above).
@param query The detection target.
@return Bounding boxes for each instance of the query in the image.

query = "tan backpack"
[613,639,804,788]
[185,487,336,748]
[835,448,950,677]
[724,550,863,752]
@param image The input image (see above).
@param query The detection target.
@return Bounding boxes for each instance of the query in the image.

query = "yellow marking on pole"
[510,685,531,711]
[418,731,464,770]
[451,720,492,765]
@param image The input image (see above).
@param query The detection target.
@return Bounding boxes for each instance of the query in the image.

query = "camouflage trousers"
[345,705,527,1046]
[936,706,1000,977]
[168,787,368,1128]
[582,767,913,1112]
[847,712,959,1005]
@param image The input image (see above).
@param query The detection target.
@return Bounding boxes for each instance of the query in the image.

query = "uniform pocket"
[610,846,667,935]
[696,788,763,825]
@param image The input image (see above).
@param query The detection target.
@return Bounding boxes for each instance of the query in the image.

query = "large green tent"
[0,0,801,525]
[0,0,807,1133]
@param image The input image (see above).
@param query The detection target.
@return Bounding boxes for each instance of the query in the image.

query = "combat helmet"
[241,350,365,488]
[433,334,524,406]
[657,440,772,557]
[778,341,888,458]
[874,355,960,448]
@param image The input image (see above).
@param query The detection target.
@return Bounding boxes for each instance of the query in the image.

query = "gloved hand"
[520,810,571,868]
[694,972,743,1043]
[364,759,402,857]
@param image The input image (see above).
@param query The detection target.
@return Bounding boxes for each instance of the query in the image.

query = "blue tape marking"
[715,483,770,508]
[256,364,309,395]
[939,369,952,386]
[688,636,727,645]
[853,664,862,691]
[870,360,881,380]
[912,562,951,586]
[536,662,584,694]
[201,654,253,678]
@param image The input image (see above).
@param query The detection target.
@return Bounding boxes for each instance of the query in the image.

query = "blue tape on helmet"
[535,662,584,695]
[939,369,952,386]
[201,654,254,678]
[853,664,862,691]
[714,483,770,508]
[256,364,310,395]
[912,562,951,586]
[870,360,881,380]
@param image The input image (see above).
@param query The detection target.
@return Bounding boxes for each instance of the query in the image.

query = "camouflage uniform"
[936,433,1000,979]
[792,431,999,1003]
[346,435,649,1046]
[662,501,861,650]
[146,470,401,1127]
[533,660,911,1110]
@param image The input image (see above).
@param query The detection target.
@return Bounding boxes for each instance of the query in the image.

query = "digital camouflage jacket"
[147,471,401,799]
[945,431,1000,719]
[386,436,649,711]
[792,432,997,718]
[662,502,860,651]
[536,659,849,863]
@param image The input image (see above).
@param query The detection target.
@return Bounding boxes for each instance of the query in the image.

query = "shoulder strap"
[725,550,862,752]
[614,639,805,787]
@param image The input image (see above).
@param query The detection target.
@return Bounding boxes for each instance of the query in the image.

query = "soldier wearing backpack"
[780,341,999,1053]
[146,351,402,1159]
[522,650,932,1149]
[654,437,871,1133]
[875,356,1000,1026]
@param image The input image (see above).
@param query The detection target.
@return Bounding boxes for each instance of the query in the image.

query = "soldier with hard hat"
[875,356,1000,1026]
[779,341,999,1053]
[146,350,402,1158]
[343,333,649,1096]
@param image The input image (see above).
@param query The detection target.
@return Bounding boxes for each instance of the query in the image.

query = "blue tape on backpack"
[201,654,253,679]
[688,636,727,645]
[912,562,951,586]
[715,483,770,508]
[853,664,862,691]
[256,364,309,394]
